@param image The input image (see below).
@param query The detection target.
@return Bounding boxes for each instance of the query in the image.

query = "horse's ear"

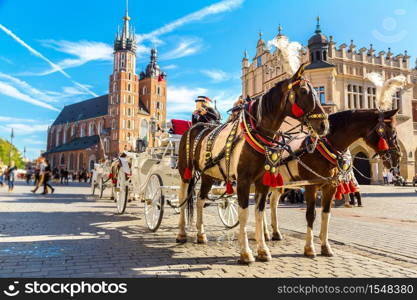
[290,63,307,82]
[383,109,399,120]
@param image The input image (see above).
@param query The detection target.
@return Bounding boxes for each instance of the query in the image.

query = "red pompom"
[108,173,113,179]
[349,181,357,193]
[343,182,351,194]
[263,171,271,186]
[275,173,284,187]
[337,183,345,195]
[270,174,278,188]
[226,181,234,195]
[335,191,342,200]
[291,103,305,118]
[183,167,192,180]
[378,137,389,151]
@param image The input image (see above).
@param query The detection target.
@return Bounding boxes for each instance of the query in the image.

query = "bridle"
[286,79,327,138]
[366,111,401,168]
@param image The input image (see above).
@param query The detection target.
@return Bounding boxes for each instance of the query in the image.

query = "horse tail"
[186,176,196,224]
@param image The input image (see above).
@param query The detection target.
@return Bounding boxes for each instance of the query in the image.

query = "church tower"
[139,47,167,136]
[108,1,139,155]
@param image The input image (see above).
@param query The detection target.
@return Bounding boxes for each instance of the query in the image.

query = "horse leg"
[263,213,271,241]
[196,175,214,244]
[304,185,318,257]
[237,180,255,264]
[319,185,335,256]
[176,180,189,243]
[254,183,272,262]
[270,189,284,241]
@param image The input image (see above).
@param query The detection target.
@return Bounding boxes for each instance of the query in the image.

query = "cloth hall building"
[45,8,167,172]
[241,19,417,183]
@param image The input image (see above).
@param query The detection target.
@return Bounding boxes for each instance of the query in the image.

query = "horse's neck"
[257,88,287,132]
[327,119,370,152]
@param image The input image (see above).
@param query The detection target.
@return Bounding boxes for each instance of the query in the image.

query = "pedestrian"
[32,158,46,193]
[7,161,17,192]
[26,167,33,184]
[64,169,69,185]
[0,166,4,187]
[349,173,362,207]
[382,168,388,185]
[42,160,55,194]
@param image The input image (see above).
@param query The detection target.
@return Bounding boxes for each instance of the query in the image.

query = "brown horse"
[268,109,401,257]
[176,64,330,264]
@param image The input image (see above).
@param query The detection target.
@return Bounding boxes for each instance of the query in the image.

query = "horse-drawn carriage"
[92,119,239,232]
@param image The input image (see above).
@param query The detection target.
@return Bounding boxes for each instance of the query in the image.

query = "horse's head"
[364,109,401,169]
[284,63,329,137]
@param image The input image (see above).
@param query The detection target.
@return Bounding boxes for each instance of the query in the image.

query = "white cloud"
[201,69,228,82]
[0,123,49,135]
[0,56,12,64]
[162,64,178,70]
[0,81,59,111]
[0,72,58,103]
[161,38,202,60]
[0,23,97,97]
[0,116,37,123]
[167,86,208,119]
[36,40,114,75]
[138,0,244,41]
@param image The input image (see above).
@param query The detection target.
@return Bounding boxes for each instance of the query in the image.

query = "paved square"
[1,182,417,277]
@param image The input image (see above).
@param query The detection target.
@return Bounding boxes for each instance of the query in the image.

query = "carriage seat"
[171,119,192,135]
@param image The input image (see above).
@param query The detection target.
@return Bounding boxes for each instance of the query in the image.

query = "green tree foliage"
[0,138,25,168]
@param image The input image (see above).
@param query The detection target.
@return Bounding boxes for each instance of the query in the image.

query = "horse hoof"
[304,246,316,258]
[176,234,187,244]
[272,232,283,241]
[197,234,208,244]
[321,245,334,257]
[238,252,255,265]
[256,249,272,262]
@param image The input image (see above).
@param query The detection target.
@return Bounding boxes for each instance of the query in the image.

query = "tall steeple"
[114,0,136,52]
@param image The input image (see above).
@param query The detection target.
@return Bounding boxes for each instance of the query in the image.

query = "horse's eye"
[300,88,308,95]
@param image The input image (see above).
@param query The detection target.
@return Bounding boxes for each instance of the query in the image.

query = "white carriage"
[113,119,240,232]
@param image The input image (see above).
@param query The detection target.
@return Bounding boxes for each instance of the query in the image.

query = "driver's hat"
[195,96,212,103]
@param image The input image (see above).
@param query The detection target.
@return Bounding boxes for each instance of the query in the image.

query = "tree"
[0,138,25,168]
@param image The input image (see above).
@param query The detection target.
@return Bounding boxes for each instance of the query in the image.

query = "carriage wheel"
[99,177,105,199]
[144,174,165,232]
[115,171,128,214]
[217,197,239,229]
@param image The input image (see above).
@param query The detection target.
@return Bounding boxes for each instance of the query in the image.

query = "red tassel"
[343,182,351,194]
[270,174,278,188]
[226,181,234,195]
[275,173,284,187]
[337,183,345,195]
[335,191,342,200]
[108,173,113,179]
[349,181,357,193]
[378,137,389,151]
[183,167,192,180]
[291,103,305,118]
[263,171,271,186]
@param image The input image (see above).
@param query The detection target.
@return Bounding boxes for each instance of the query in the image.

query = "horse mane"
[254,79,287,123]
[328,109,378,135]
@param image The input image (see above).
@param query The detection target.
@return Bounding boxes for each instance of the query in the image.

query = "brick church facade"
[45,7,167,172]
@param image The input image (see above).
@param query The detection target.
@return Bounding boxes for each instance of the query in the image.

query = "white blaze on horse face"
[319,212,330,246]
[197,122,245,180]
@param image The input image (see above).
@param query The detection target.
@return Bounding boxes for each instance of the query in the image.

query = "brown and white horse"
[268,109,401,257]
[176,65,330,264]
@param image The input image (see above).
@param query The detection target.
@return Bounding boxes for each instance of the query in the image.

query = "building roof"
[52,95,108,126]
[45,135,100,154]
[305,60,335,70]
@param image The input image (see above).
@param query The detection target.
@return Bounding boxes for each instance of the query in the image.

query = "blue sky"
[0,0,416,160]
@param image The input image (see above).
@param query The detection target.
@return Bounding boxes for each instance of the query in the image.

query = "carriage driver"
[191,96,221,125]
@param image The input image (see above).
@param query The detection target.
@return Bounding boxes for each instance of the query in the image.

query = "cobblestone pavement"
[0,182,416,278]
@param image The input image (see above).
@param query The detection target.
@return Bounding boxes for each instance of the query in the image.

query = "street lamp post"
[149,117,156,147]
[9,128,14,166]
